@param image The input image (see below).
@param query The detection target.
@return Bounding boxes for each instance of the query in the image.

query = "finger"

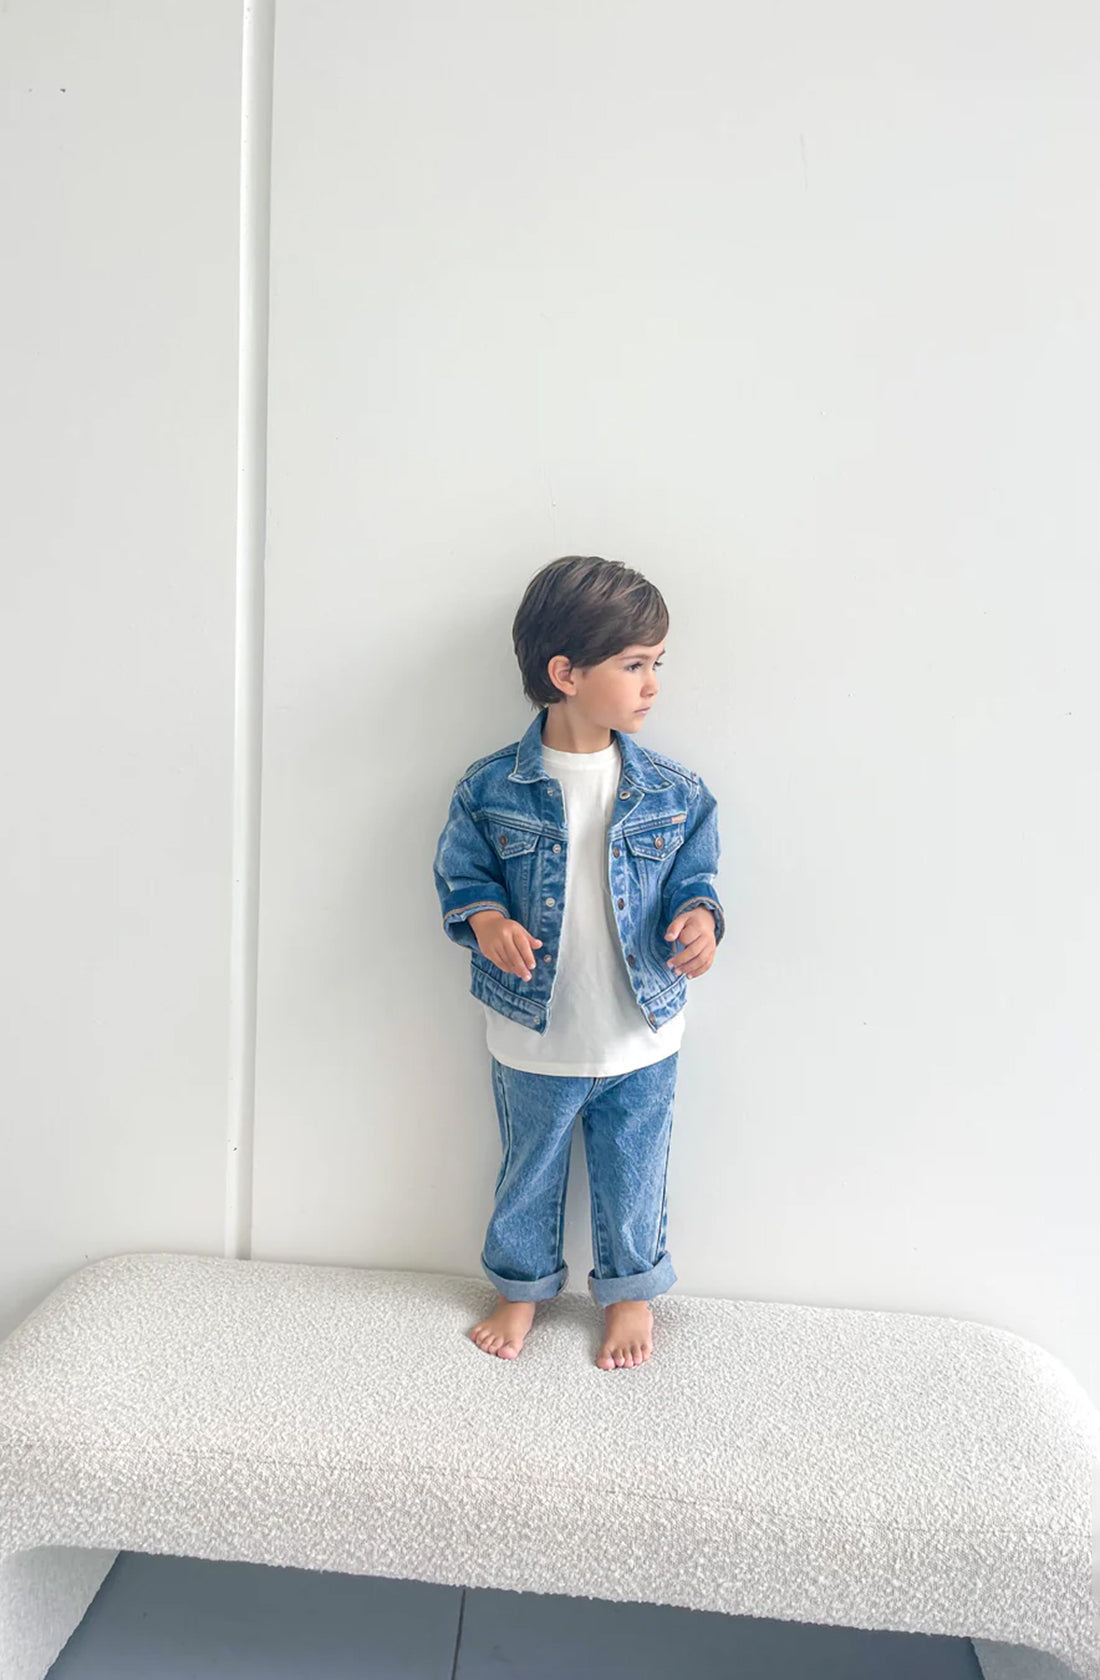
[487,937,525,979]
[513,930,540,969]
[670,946,714,975]
[666,933,707,966]
[667,915,710,946]
[505,931,537,980]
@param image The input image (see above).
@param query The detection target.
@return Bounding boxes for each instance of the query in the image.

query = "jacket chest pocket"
[624,820,686,866]
[490,820,541,860]
[488,820,543,919]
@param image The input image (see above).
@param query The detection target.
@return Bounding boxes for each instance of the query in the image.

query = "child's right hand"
[468,910,543,981]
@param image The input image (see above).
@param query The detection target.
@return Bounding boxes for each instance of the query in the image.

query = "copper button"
[617,897,624,909]
[627,955,636,967]
[613,845,621,858]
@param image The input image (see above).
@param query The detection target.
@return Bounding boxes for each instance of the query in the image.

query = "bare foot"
[469,1295,536,1359]
[597,1300,654,1370]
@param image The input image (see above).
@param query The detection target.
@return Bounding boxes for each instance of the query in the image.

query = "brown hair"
[512,555,669,708]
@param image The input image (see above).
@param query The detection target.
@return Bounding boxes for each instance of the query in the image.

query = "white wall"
[0,3,240,1330]
[3,2,1098,1407]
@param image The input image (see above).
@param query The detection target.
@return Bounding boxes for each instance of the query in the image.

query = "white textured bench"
[0,1252,1097,1680]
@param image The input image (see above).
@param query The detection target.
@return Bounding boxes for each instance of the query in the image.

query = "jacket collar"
[508,707,672,793]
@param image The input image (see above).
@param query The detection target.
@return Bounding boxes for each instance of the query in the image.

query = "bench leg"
[0,1547,119,1680]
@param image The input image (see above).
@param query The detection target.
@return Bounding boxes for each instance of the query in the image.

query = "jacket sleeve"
[433,782,511,951]
[662,773,725,944]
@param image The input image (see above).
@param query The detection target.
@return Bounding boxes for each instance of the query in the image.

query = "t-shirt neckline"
[541,739,620,770]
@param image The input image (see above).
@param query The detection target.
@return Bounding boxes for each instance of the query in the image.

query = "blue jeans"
[481,1053,679,1307]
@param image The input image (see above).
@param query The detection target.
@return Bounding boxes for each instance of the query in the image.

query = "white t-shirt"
[483,738,685,1077]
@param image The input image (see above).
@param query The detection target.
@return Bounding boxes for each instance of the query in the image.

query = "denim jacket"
[433,708,724,1035]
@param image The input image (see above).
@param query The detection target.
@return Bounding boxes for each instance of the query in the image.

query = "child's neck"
[541,706,613,755]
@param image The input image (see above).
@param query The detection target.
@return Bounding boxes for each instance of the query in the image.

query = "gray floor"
[44,1551,987,1679]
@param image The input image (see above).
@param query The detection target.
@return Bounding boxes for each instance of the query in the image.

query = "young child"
[432,555,724,1370]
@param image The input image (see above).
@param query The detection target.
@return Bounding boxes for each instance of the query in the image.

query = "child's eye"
[626,660,664,672]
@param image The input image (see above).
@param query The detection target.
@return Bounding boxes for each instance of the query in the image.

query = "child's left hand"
[664,907,717,978]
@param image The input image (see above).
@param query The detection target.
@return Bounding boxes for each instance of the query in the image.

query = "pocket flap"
[487,819,541,858]
[624,822,687,861]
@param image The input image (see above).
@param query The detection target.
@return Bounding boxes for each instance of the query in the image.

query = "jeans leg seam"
[493,1060,513,1196]
[556,1083,595,1271]
[582,1107,610,1278]
[591,1081,607,1276]
[656,1097,674,1259]
[657,1062,677,1257]
[554,1121,571,1274]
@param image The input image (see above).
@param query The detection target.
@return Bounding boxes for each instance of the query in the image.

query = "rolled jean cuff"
[481,1257,569,1302]
[587,1252,677,1306]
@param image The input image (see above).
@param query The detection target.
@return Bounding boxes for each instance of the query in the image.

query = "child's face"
[570,641,665,734]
